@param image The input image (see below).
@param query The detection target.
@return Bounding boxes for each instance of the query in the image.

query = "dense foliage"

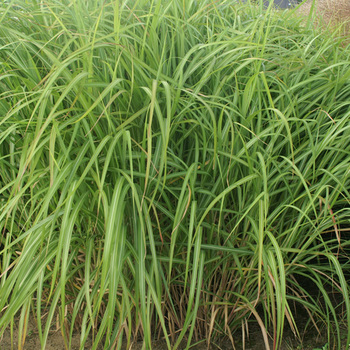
[0,0,350,349]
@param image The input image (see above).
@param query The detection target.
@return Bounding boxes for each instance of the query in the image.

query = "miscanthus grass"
[0,0,350,349]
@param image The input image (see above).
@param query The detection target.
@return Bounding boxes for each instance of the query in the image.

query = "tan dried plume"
[297,0,350,38]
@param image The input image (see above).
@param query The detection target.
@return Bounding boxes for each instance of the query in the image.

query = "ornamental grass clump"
[0,0,350,349]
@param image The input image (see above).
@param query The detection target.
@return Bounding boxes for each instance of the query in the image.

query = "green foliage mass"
[0,0,350,349]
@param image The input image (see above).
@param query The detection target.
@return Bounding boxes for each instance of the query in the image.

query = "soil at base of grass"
[0,317,334,350]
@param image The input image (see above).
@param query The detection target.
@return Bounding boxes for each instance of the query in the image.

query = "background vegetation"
[0,0,350,349]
